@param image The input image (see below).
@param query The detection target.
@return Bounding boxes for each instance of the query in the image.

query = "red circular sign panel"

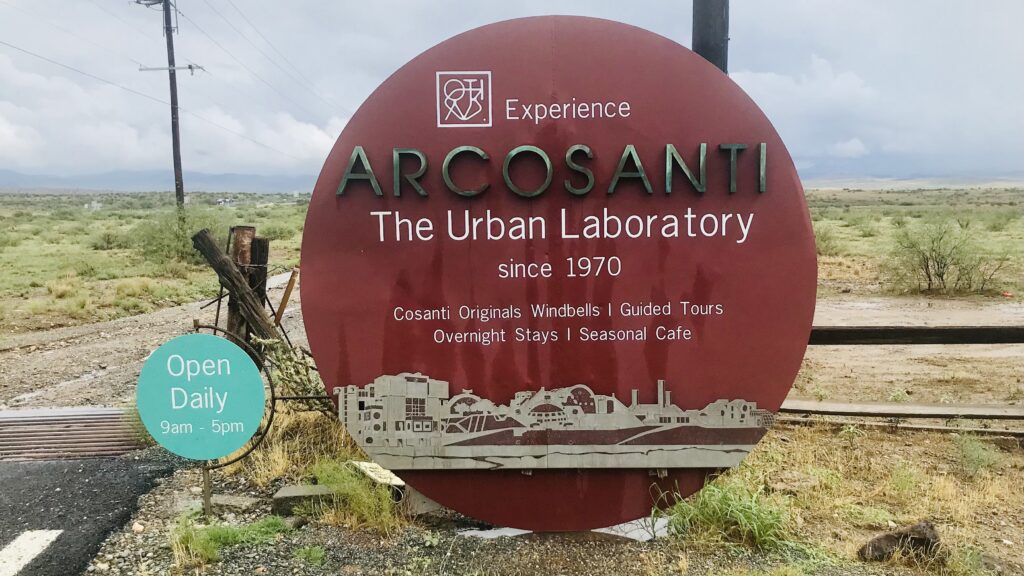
[302,16,816,531]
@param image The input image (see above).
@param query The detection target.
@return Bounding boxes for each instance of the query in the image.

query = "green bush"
[812,223,842,257]
[90,230,130,251]
[260,224,294,241]
[127,207,231,264]
[0,231,21,249]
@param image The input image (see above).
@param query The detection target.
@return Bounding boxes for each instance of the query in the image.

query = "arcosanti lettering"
[337,143,768,198]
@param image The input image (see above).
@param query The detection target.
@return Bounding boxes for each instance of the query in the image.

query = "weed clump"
[662,475,793,551]
[293,545,326,566]
[953,435,1000,479]
[309,459,403,535]
[171,515,290,567]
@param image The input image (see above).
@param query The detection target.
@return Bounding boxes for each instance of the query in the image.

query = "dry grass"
[220,411,360,487]
[734,424,1023,572]
[114,277,153,297]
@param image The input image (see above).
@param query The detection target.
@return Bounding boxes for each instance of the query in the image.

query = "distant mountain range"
[0,169,316,193]
[1,168,1022,194]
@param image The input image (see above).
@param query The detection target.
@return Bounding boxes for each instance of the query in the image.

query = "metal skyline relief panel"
[339,373,773,470]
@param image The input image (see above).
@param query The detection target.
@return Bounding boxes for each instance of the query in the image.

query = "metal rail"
[780,399,1024,420]
[809,326,1024,345]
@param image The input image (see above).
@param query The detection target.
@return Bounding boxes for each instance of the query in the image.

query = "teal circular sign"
[137,333,266,460]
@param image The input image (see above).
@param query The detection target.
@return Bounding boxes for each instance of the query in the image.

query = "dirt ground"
[0,276,305,409]
[800,296,1024,407]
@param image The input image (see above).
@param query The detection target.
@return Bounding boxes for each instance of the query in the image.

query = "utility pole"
[692,0,729,73]
[136,0,187,209]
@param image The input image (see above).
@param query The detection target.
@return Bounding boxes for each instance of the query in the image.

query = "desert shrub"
[113,296,150,315]
[985,212,1016,232]
[887,388,911,403]
[151,259,192,279]
[51,208,77,220]
[887,464,922,499]
[0,231,21,249]
[812,223,842,257]
[46,277,79,299]
[90,230,130,251]
[940,544,990,576]
[881,219,1007,294]
[127,207,231,264]
[72,261,98,278]
[855,219,878,238]
[260,224,294,241]
[115,278,153,297]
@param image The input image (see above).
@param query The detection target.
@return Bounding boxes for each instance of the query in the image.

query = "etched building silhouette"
[336,373,773,470]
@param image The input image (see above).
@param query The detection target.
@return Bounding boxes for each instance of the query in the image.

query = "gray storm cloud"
[0,0,1022,186]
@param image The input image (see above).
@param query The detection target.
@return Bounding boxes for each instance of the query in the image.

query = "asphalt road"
[0,457,174,576]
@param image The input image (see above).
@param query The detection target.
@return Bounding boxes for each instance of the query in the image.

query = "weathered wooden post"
[193,229,282,342]
[250,237,270,306]
[226,226,256,346]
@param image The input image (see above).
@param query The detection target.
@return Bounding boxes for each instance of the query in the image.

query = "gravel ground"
[87,460,916,576]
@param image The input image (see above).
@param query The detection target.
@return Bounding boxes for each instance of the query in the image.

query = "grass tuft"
[171,515,290,567]
[308,459,404,535]
[953,435,1001,479]
[662,475,793,551]
[293,545,326,566]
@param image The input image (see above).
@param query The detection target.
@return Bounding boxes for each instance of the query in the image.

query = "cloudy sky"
[1,0,1022,187]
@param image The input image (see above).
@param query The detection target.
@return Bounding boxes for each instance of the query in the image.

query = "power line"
[86,0,323,147]
[173,5,322,120]
[216,0,345,112]
[84,0,152,42]
[84,0,201,67]
[0,0,147,68]
[0,38,303,161]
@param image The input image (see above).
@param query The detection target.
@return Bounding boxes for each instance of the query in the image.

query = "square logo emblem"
[436,71,492,128]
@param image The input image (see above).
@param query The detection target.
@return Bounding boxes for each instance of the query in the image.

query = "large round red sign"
[302,16,816,531]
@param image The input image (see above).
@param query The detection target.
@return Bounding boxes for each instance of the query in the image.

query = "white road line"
[0,530,63,576]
